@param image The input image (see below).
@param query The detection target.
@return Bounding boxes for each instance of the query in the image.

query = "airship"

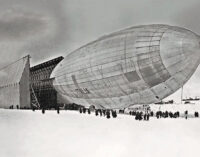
[51,24,200,109]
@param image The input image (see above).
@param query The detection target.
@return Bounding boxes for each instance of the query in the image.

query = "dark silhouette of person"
[103,110,106,116]
[57,107,60,114]
[147,114,150,121]
[112,110,117,118]
[42,108,45,114]
[99,110,102,116]
[79,108,82,114]
[150,111,154,117]
[185,110,188,119]
[83,108,86,114]
[32,106,35,111]
[144,114,147,121]
[156,112,159,119]
[95,110,98,116]
[106,110,110,119]
[114,111,117,118]
[194,112,199,118]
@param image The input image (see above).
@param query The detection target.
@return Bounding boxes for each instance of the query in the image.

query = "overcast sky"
[0,0,200,102]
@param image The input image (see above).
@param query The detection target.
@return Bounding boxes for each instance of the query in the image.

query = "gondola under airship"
[51,24,200,109]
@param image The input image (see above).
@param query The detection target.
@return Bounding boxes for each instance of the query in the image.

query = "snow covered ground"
[1,109,200,157]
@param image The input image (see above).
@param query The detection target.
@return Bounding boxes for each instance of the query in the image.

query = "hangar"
[0,56,30,109]
[0,55,64,109]
[30,56,64,109]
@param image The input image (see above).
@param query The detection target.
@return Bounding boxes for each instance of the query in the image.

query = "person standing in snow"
[99,110,102,116]
[194,112,199,118]
[83,108,86,114]
[144,114,147,121]
[95,110,98,116]
[147,113,150,121]
[106,110,110,119]
[42,107,45,114]
[185,110,188,119]
[57,106,60,114]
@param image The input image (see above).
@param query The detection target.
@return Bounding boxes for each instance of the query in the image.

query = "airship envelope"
[51,24,200,109]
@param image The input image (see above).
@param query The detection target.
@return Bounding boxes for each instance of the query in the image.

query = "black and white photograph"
[1,0,200,157]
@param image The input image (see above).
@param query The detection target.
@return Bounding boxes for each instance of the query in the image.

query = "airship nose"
[182,33,200,58]
[160,28,200,86]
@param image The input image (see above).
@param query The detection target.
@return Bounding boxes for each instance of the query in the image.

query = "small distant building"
[155,100,174,105]
[30,56,64,109]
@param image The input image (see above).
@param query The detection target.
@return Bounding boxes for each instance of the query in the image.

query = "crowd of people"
[28,105,200,120]
[155,111,180,119]
[9,105,19,109]
[77,106,200,120]
[129,110,200,120]
[79,108,117,119]
[129,111,150,121]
